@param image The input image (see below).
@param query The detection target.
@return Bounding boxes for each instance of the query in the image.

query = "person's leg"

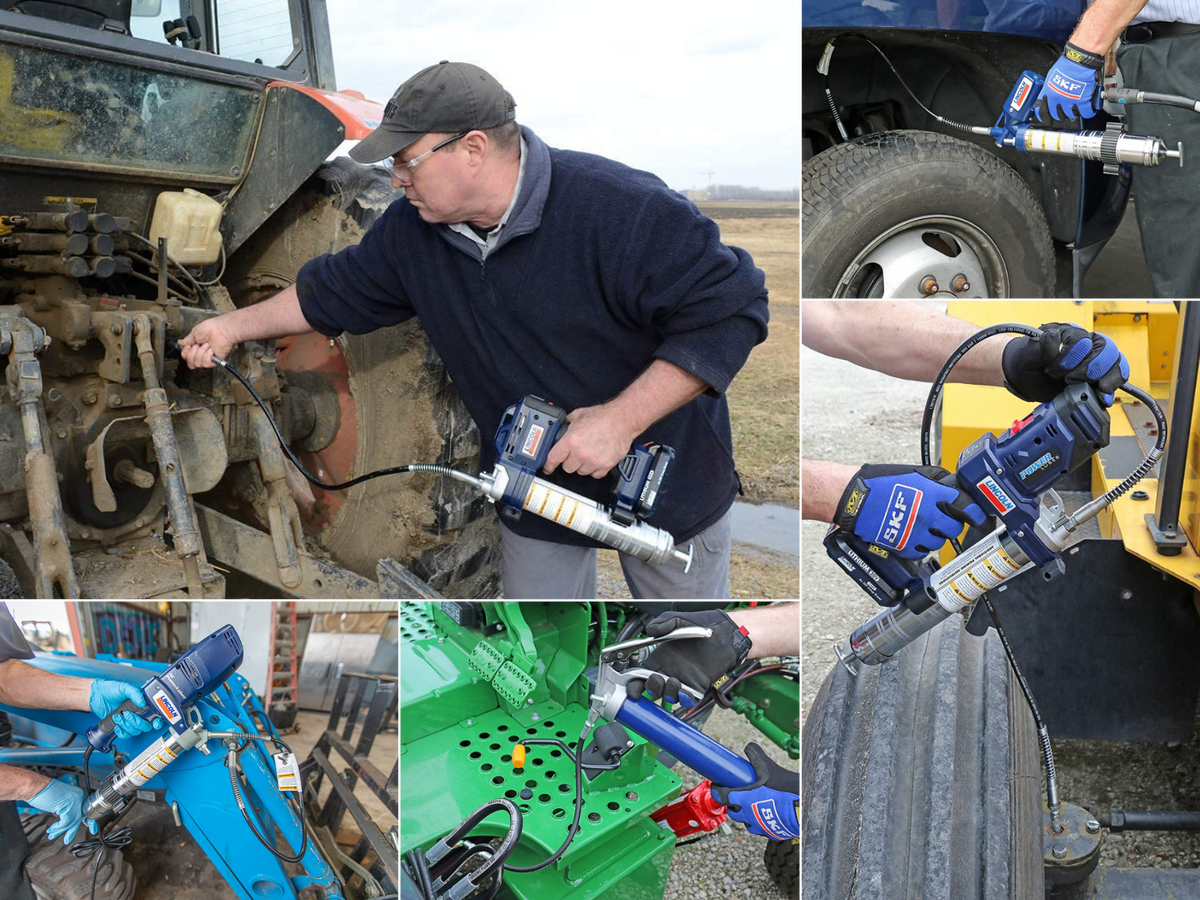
[619,508,731,599]
[1117,33,1200,298]
[0,800,37,900]
[501,526,597,599]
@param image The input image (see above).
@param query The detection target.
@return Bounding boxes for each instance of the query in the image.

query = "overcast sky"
[325,1,799,191]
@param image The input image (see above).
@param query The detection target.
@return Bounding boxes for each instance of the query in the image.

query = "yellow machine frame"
[942,301,1199,586]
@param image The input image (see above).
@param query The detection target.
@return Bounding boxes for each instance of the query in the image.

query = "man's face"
[390,133,477,224]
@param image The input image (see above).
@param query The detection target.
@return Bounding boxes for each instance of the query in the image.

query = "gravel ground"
[801,302,1200,872]
[668,702,796,900]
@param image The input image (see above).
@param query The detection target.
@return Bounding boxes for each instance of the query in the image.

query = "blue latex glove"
[711,743,798,841]
[833,464,988,560]
[1002,322,1131,407]
[28,777,96,844]
[88,679,162,740]
[1036,51,1100,122]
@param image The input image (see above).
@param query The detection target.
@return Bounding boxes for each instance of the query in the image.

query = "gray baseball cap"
[350,61,516,164]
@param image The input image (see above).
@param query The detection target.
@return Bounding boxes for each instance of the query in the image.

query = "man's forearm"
[801,301,1011,385]
[609,359,708,436]
[728,603,799,658]
[0,659,91,712]
[221,284,314,345]
[802,459,860,523]
[0,763,50,802]
[1069,0,1150,54]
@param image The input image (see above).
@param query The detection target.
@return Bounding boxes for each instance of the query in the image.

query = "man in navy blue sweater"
[179,61,770,599]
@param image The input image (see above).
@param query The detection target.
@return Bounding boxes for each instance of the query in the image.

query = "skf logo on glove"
[1049,71,1087,99]
[752,798,799,840]
[874,485,922,550]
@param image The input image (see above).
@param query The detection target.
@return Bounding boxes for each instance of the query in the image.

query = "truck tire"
[801,616,1043,900]
[764,838,799,899]
[222,156,500,597]
[21,814,135,900]
[802,130,1055,298]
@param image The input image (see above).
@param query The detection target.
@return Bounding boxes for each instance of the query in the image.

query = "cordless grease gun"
[819,36,1199,170]
[826,325,1164,670]
[82,624,244,820]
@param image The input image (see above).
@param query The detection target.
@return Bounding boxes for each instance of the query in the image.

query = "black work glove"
[1002,322,1130,407]
[624,609,752,702]
[833,464,988,559]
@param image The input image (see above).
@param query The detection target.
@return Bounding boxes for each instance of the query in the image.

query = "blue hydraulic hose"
[615,697,758,788]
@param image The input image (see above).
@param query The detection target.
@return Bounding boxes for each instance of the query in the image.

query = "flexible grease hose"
[207,353,482,492]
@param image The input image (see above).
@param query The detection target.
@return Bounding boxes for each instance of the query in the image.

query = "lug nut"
[951,274,970,293]
[919,275,939,295]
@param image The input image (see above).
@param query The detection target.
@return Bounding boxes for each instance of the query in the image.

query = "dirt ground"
[800,301,1200,871]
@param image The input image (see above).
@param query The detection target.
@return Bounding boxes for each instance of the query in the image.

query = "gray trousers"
[0,801,36,900]
[1117,33,1200,297]
[500,508,732,599]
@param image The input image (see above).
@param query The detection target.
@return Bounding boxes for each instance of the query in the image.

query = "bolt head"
[531,713,540,721]
[1086,820,1101,834]
[1052,844,1067,859]
[108,396,121,408]
[465,719,473,726]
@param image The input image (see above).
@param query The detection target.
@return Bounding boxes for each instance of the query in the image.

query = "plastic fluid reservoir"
[148,189,223,265]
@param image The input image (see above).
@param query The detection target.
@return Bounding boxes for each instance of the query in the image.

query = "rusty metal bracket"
[90,310,134,383]
[193,503,381,598]
[1,309,77,598]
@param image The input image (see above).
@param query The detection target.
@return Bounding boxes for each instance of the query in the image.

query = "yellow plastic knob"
[512,744,526,767]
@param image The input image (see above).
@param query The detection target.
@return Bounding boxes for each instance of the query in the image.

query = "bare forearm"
[221,284,313,345]
[0,763,50,801]
[802,459,859,523]
[728,603,799,658]
[0,659,91,712]
[1069,0,1149,53]
[801,301,1011,385]
[609,359,708,436]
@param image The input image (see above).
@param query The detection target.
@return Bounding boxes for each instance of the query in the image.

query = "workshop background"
[4,600,398,900]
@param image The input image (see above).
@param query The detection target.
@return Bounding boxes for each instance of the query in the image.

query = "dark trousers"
[1117,32,1200,297]
[0,800,36,900]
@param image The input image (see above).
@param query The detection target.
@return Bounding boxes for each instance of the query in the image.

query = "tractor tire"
[222,156,500,597]
[764,838,799,900]
[21,814,135,900]
[801,616,1043,900]
[802,130,1055,298]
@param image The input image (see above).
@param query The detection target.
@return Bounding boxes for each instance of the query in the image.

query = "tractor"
[0,0,500,599]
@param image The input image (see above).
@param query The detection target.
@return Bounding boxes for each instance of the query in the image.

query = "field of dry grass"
[704,203,799,509]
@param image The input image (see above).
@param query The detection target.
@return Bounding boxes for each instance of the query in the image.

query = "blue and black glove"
[833,464,988,560]
[1035,42,1104,122]
[88,679,162,740]
[27,777,96,844]
[1002,322,1130,407]
[711,743,798,841]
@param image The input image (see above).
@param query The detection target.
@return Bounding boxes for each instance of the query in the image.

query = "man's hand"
[624,609,752,702]
[834,464,988,560]
[711,743,798,841]
[542,403,637,479]
[1035,44,1103,123]
[179,315,238,369]
[88,680,162,740]
[1002,322,1130,406]
[27,776,97,844]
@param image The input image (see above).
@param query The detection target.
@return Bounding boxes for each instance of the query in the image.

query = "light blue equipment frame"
[0,652,345,900]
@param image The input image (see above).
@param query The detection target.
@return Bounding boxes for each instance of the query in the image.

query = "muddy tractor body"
[0,1,500,599]
[400,601,801,900]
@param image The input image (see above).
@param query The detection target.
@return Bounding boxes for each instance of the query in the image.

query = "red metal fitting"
[649,779,727,838]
